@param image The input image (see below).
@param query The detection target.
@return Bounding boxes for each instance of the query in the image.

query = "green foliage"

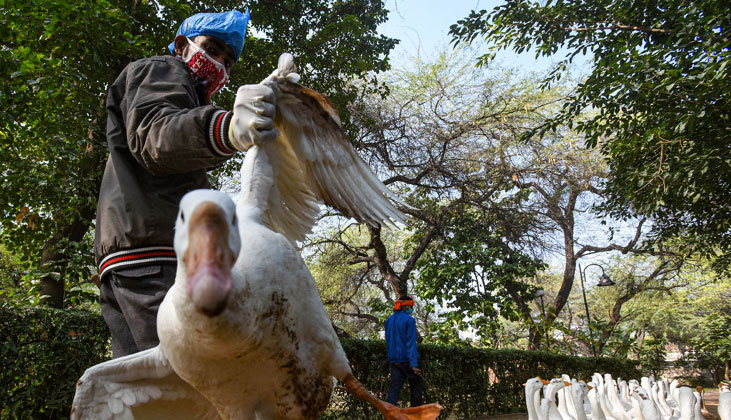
[638,336,668,377]
[449,0,731,270]
[0,245,28,304]
[0,310,642,419]
[414,207,546,344]
[699,313,731,363]
[0,0,397,306]
[0,306,110,419]
[325,339,643,419]
[690,312,731,380]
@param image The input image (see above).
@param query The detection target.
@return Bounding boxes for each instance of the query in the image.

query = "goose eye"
[180,212,185,222]
[232,214,237,225]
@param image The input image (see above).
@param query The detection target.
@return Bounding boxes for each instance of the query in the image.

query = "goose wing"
[71,347,218,420]
[254,53,407,242]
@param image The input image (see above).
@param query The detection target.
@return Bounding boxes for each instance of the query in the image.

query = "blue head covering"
[168,9,250,62]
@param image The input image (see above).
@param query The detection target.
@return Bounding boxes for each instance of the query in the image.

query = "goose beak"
[564,381,572,386]
[184,201,236,317]
[588,385,593,390]
[538,377,550,385]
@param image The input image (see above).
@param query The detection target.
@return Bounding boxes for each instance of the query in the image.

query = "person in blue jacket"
[385,295,424,407]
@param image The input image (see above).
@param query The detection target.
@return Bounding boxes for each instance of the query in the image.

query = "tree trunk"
[39,101,107,307]
[367,224,407,296]
[596,288,633,355]
[528,325,543,350]
[39,196,98,307]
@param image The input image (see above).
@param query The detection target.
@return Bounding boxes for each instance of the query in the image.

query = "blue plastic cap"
[168,9,250,62]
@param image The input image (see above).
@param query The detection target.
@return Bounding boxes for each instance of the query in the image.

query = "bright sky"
[378,0,591,73]
[378,0,488,62]
[377,0,615,274]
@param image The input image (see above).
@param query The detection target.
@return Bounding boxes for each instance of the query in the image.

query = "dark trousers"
[99,264,176,358]
[386,362,424,407]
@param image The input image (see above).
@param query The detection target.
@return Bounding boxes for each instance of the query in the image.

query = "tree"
[449,0,731,270]
[414,207,546,345]
[693,313,731,380]
[302,49,553,338]
[578,255,730,379]
[0,0,397,307]
[308,49,655,349]
[585,254,689,356]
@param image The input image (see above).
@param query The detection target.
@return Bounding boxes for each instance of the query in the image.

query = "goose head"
[544,378,567,402]
[174,189,241,317]
[632,385,650,403]
[526,377,545,395]
[572,379,589,400]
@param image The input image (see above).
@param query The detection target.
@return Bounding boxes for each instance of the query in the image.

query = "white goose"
[588,381,607,420]
[719,382,731,420]
[669,380,681,407]
[526,377,549,420]
[606,374,632,413]
[542,379,569,420]
[558,375,577,420]
[633,385,662,420]
[570,379,591,420]
[677,387,696,420]
[654,381,678,419]
[593,372,624,420]
[70,54,442,420]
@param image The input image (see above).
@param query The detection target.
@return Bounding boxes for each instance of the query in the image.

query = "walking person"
[385,295,425,407]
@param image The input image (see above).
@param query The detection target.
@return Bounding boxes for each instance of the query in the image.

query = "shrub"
[0,307,641,419]
[324,339,642,419]
[0,306,110,420]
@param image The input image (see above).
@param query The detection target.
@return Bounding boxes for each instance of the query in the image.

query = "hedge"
[1,307,110,420]
[0,307,642,419]
[325,339,643,419]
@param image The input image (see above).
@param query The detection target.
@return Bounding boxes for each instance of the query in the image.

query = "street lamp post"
[578,263,615,357]
[535,288,546,318]
[534,288,549,349]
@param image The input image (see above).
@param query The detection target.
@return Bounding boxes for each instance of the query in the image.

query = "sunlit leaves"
[449,0,731,270]
[0,0,397,307]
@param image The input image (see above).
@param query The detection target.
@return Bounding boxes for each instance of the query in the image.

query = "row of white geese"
[524,374,731,420]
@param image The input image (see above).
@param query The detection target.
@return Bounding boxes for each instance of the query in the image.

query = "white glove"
[228,84,279,151]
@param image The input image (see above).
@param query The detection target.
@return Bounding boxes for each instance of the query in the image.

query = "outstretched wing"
[257,53,407,242]
[71,346,219,420]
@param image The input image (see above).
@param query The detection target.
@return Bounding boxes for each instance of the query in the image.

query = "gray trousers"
[99,264,176,358]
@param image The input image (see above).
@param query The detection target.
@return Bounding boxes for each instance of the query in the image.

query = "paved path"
[703,389,720,419]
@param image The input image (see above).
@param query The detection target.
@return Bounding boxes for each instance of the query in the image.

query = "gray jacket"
[94,55,239,279]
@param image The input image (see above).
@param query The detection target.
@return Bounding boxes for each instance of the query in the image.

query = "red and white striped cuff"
[207,110,236,156]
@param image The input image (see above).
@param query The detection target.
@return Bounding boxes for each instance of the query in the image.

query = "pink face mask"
[183,38,229,99]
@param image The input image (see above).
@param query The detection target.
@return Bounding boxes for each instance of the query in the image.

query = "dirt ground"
[460,389,722,420]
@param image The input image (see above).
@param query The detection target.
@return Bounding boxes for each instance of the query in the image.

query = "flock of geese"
[524,374,731,420]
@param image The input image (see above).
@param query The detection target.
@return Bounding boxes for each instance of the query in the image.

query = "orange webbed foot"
[382,402,444,420]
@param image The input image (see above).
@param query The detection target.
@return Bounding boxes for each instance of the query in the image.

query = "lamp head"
[597,273,615,287]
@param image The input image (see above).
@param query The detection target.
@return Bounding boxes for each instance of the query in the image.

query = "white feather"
[71,54,441,420]
[257,52,408,242]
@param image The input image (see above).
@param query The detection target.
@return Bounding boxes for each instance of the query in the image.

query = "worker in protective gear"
[95,9,275,358]
[385,296,425,407]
